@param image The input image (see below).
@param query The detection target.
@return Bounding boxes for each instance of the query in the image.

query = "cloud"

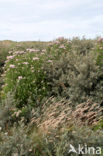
[0,0,103,41]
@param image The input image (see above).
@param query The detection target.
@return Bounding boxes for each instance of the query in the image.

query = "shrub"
[0,120,103,156]
[46,37,71,59]
[71,37,95,55]
[0,92,16,130]
[43,38,103,105]
[0,37,103,156]
[2,37,103,117]
[95,38,103,66]
[43,37,72,97]
[39,124,103,156]
[66,52,100,104]
[0,123,44,156]
[2,50,48,108]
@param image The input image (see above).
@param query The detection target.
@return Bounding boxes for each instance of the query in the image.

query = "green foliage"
[71,37,95,55]
[0,41,16,91]
[43,38,103,105]
[93,119,103,131]
[66,52,101,104]
[95,38,103,66]
[42,125,103,156]
[2,50,48,108]
[43,37,72,97]
[0,40,48,91]
[2,37,103,106]
[0,93,16,129]
[0,123,42,156]
[0,122,103,156]
[0,37,103,156]
[46,37,71,59]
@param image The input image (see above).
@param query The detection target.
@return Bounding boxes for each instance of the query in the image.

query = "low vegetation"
[0,37,103,156]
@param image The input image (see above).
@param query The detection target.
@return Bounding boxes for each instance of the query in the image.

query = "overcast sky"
[0,0,103,41]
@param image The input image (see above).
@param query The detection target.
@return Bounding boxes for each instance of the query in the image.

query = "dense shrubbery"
[0,40,47,91]
[0,121,103,156]
[95,38,103,66]
[2,37,102,106]
[0,37,103,155]
[43,37,72,97]
[71,37,95,54]
[1,37,103,119]
[43,37,103,105]
[2,50,48,108]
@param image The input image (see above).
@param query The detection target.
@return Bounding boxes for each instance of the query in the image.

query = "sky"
[0,0,103,41]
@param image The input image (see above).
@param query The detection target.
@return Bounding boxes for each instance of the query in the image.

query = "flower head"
[7,56,14,60]
[9,64,15,68]
[42,49,46,52]
[58,37,64,41]
[33,57,39,61]
[18,76,23,80]
[48,60,53,63]
[98,38,103,43]
[23,62,29,65]
[59,45,66,49]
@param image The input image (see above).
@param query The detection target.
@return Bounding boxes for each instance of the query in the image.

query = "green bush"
[0,93,16,130]
[0,40,48,92]
[0,37,103,155]
[71,37,95,55]
[0,123,43,156]
[95,38,103,66]
[43,37,72,97]
[3,38,103,107]
[66,52,101,104]
[2,50,48,108]
[43,38,103,105]
[46,37,71,59]
[2,37,103,117]
[36,121,103,156]
[0,121,103,156]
